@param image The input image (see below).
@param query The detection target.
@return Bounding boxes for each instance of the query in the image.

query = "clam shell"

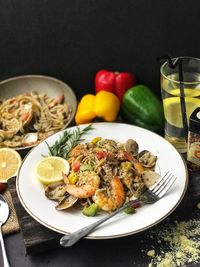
[125,139,139,156]
[45,182,67,201]
[142,171,161,187]
[138,150,157,168]
[56,195,78,210]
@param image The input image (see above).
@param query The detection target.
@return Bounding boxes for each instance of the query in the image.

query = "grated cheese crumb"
[147,250,156,257]
[156,252,176,267]
[175,251,182,258]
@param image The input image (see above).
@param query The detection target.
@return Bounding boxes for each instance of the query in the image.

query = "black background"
[0,0,200,100]
[1,2,200,266]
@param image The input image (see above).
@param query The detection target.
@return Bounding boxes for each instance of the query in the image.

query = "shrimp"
[93,176,125,212]
[48,94,65,109]
[132,161,144,175]
[69,144,88,157]
[122,151,144,175]
[63,171,100,198]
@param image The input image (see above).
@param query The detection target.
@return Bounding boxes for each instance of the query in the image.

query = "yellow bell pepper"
[92,137,102,144]
[94,91,120,121]
[75,94,96,124]
[68,172,78,184]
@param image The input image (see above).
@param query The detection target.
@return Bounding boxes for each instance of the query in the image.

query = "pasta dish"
[0,91,72,148]
[45,138,160,215]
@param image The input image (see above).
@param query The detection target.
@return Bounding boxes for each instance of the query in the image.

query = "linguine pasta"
[45,138,159,214]
[0,91,72,148]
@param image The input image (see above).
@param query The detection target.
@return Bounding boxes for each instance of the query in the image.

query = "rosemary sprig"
[46,124,94,158]
[46,131,73,157]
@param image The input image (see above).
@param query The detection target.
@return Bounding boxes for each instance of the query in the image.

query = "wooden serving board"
[8,177,62,254]
[8,171,200,254]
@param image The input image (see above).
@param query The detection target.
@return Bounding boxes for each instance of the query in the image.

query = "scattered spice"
[145,218,200,267]
[147,250,156,257]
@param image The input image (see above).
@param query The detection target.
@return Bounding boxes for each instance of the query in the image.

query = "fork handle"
[60,199,140,247]
[0,224,10,267]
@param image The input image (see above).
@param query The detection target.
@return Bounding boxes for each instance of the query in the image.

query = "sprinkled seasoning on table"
[144,216,200,266]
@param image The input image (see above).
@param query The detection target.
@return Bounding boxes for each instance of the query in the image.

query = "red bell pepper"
[71,161,80,172]
[96,150,108,160]
[95,69,136,102]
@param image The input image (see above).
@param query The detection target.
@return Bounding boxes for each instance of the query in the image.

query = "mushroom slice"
[142,170,161,187]
[138,150,157,168]
[45,182,67,201]
[56,195,78,210]
[125,139,139,156]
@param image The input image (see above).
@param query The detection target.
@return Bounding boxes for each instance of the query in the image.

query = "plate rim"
[16,122,189,239]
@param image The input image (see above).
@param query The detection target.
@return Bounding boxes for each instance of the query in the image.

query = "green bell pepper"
[121,85,164,133]
[124,206,136,214]
[82,203,99,216]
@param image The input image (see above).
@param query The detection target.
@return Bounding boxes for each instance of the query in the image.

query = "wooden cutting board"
[8,171,200,254]
[8,177,62,254]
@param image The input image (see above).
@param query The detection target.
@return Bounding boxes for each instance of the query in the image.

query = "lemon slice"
[163,97,200,128]
[35,156,70,185]
[166,88,200,97]
[0,148,22,182]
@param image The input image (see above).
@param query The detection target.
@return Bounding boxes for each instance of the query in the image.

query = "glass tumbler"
[160,57,200,153]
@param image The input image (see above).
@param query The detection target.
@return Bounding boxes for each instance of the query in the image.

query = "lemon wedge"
[0,148,22,182]
[35,156,70,185]
[163,97,200,128]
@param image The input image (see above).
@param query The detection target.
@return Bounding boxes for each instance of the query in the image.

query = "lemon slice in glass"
[0,148,22,182]
[35,156,70,185]
[163,97,200,128]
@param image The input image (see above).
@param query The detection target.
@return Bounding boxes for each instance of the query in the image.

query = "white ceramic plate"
[16,123,188,239]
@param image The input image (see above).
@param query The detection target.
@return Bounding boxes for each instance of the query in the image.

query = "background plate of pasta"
[0,75,77,155]
[16,123,188,239]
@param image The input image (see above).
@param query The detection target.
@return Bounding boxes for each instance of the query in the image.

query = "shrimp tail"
[62,172,69,184]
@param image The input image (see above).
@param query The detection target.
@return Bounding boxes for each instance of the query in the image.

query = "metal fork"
[60,171,176,247]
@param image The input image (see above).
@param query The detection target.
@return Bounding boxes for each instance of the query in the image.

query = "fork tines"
[151,171,177,197]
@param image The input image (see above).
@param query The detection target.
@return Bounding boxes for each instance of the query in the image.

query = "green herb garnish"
[46,124,94,158]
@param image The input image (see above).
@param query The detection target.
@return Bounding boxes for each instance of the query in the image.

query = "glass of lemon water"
[160,57,200,153]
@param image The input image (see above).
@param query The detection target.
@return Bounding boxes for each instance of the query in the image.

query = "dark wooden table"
[0,169,199,267]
